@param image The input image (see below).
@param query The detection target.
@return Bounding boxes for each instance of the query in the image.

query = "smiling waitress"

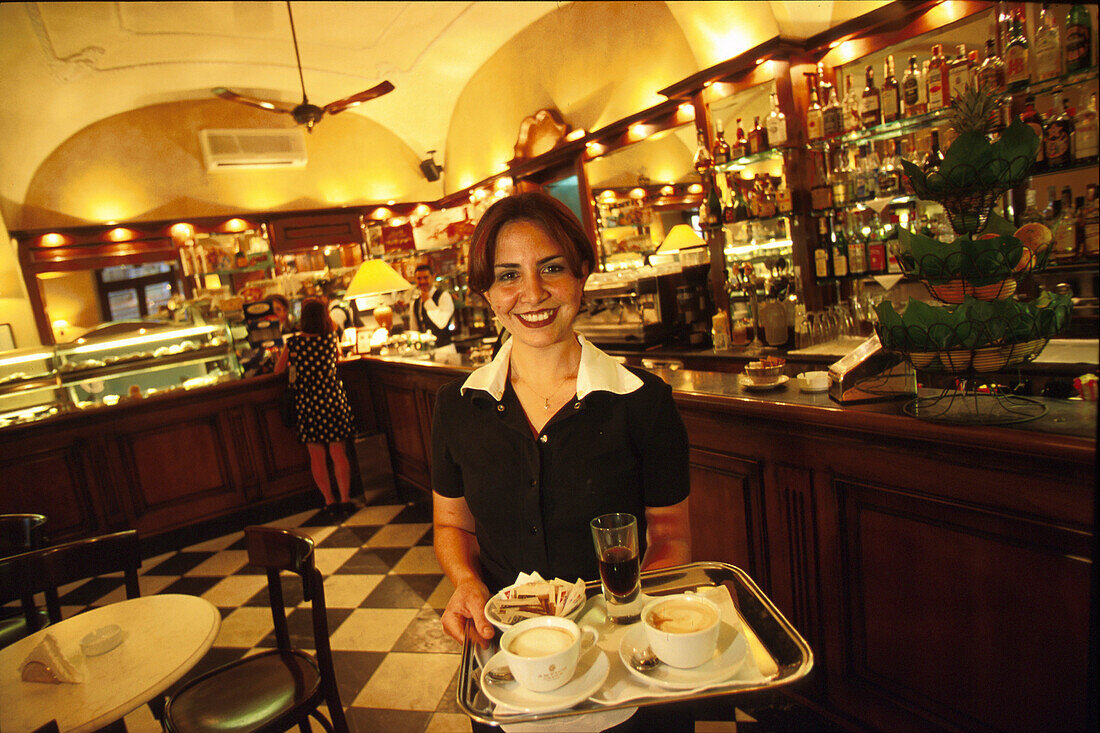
[431,192,692,657]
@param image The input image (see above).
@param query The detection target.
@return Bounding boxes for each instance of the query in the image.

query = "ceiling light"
[629,187,646,200]
[687,183,703,195]
[371,207,392,220]
[660,185,675,196]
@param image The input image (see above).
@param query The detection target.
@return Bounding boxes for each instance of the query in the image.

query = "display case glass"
[0,319,242,429]
[57,321,241,409]
[0,346,64,428]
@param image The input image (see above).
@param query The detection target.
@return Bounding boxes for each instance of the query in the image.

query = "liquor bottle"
[830,147,849,207]
[1052,186,1077,260]
[810,151,834,210]
[1004,9,1031,90]
[735,118,748,160]
[923,130,944,173]
[704,175,723,229]
[823,85,844,138]
[765,92,788,148]
[806,75,824,141]
[776,175,793,214]
[692,129,713,175]
[1044,97,1075,169]
[730,175,750,222]
[843,75,861,132]
[814,217,832,279]
[1033,3,1062,82]
[1021,95,1047,172]
[712,120,731,165]
[866,215,888,274]
[747,117,762,155]
[847,215,867,275]
[761,177,778,218]
[967,49,980,83]
[948,44,970,102]
[882,55,901,123]
[927,44,950,111]
[1021,188,1044,225]
[902,55,925,117]
[1042,184,1059,223]
[877,139,902,197]
[832,215,849,278]
[860,65,882,129]
[864,142,881,199]
[1065,4,1093,73]
[1082,183,1099,257]
[1072,93,1098,164]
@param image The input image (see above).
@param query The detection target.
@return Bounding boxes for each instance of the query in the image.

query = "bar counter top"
[342,350,1097,449]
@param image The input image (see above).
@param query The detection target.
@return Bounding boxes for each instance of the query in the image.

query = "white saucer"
[481,648,610,714]
[618,621,747,690]
[739,374,789,391]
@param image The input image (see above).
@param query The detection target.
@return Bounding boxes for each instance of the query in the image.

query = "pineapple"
[949,81,1004,137]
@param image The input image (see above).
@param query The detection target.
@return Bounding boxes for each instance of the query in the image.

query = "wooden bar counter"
[351,350,1095,732]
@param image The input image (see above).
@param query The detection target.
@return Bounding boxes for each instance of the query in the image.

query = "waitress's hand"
[441,579,493,648]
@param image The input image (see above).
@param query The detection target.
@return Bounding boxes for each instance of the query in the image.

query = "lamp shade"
[657,224,706,253]
[344,259,414,299]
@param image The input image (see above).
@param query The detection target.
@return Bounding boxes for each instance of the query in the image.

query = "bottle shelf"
[714,148,790,171]
[1026,159,1100,179]
[1008,66,1100,101]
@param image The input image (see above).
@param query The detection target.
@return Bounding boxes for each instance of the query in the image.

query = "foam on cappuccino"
[506,626,575,657]
[647,599,719,634]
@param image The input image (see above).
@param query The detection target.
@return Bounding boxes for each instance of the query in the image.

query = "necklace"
[514,371,577,410]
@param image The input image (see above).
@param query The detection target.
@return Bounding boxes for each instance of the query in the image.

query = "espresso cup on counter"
[499,616,599,692]
[642,592,721,668]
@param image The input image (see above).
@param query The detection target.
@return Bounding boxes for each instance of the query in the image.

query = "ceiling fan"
[212,1,394,131]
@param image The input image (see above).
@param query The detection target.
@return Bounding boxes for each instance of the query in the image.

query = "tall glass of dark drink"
[590,513,641,624]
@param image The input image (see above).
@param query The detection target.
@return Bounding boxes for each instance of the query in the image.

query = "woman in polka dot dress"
[275,298,356,513]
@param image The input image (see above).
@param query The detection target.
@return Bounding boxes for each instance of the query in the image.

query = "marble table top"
[0,593,220,733]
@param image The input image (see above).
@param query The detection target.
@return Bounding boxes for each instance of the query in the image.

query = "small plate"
[485,585,588,633]
[480,648,609,714]
[739,374,789,391]
[618,621,747,690]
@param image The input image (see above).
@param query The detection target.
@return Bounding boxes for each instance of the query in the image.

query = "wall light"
[677,102,696,121]
[660,185,676,196]
[687,183,704,195]
[565,128,586,142]
[40,233,66,247]
[370,207,392,220]
[107,227,134,242]
[169,222,194,240]
[628,123,650,141]
[628,188,646,200]
[413,203,431,217]
[495,176,514,191]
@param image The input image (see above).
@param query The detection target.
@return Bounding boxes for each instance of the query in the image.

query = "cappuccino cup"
[642,593,721,668]
[499,616,598,692]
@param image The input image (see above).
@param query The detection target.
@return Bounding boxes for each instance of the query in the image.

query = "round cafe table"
[0,593,220,733]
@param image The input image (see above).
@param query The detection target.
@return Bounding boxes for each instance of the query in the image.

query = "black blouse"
[431,367,690,593]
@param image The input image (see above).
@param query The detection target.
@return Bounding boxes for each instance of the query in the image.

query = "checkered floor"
[29,482,837,733]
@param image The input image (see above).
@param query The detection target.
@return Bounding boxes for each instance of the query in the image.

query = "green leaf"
[991,117,1041,173]
[899,159,928,197]
[979,211,1018,238]
[939,131,992,189]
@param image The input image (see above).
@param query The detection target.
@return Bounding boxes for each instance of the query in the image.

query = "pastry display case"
[0,346,64,428]
[57,321,241,409]
[0,320,242,429]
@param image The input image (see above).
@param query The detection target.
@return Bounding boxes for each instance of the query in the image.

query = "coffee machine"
[574,267,677,348]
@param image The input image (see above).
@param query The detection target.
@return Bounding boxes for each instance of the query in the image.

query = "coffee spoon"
[485,665,515,683]
[629,646,662,672]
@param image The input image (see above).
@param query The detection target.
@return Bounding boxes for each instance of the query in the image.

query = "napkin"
[587,585,777,705]
[21,633,82,684]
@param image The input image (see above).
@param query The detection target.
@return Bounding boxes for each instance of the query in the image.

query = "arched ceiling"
[0,1,889,230]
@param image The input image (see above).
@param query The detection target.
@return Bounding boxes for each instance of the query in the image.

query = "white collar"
[461,333,643,401]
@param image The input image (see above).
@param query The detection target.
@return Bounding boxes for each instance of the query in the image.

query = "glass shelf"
[714,147,789,171]
[1009,66,1099,100]
[1027,159,1100,179]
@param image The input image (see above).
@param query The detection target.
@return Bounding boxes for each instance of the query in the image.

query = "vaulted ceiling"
[0,1,889,230]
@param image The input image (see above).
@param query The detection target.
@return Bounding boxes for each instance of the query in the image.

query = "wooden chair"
[0,513,49,646]
[0,529,142,626]
[162,526,348,733]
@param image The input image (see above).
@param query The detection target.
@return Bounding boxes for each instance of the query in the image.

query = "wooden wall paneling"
[763,461,823,690]
[267,212,364,254]
[687,446,766,584]
[830,478,1091,731]
[0,440,100,541]
[254,398,313,498]
[222,404,261,502]
[377,379,431,494]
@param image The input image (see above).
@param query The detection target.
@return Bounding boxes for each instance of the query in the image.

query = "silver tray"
[457,561,813,726]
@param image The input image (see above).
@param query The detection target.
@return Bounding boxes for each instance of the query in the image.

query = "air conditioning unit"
[199,129,308,171]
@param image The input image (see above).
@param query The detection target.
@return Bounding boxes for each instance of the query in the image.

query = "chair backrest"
[0,530,141,626]
[0,513,48,557]
[243,525,345,720]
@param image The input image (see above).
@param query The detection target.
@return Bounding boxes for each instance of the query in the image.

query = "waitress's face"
[485,221,588,349]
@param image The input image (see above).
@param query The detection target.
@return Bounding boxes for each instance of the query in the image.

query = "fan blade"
[212,87,297,115]
[323,81,395,115]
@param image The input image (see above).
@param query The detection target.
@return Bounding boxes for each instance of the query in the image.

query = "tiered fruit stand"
[874,89,1073,424]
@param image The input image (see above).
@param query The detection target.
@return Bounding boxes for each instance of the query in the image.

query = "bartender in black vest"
[412,263,456,354]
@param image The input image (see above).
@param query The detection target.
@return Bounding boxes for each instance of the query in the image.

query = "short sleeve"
[430,379,465,498]
[632,372,690,508]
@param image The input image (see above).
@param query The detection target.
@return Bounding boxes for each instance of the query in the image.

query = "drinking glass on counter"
[589,513,642,624]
